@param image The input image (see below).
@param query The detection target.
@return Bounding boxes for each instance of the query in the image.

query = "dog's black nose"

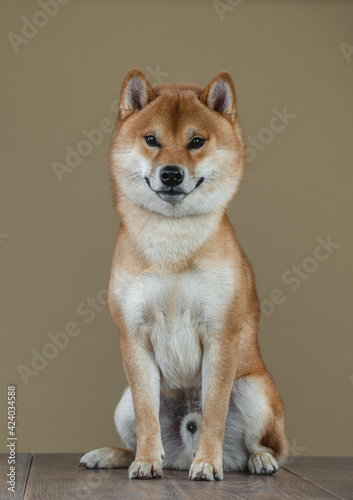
[160,166,184,187]
[186,421,197,434]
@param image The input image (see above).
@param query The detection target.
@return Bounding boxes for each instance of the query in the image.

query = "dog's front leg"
[189,335,239,481]
[119,332,164,479]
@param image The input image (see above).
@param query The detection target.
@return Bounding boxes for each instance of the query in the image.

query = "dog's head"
[110,69,245,217]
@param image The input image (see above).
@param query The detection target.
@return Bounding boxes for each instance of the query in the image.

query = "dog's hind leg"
[80,387,136,469]
[231,374,287,475]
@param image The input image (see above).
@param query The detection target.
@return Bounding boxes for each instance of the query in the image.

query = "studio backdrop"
[1,0,352,456]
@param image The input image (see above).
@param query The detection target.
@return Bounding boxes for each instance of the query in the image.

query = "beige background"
[1,0,352,457]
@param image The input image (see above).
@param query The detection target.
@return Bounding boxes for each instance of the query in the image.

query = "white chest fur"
[112,265,235,391]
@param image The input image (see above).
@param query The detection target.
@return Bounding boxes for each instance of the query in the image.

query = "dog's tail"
[79,447,134,469]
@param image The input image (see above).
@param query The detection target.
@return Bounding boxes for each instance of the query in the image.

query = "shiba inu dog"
[80,69,287,481]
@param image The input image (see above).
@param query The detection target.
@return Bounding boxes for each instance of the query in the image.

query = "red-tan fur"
[81,69,287,480]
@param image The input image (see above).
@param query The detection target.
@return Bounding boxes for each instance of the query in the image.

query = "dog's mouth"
[156,189,187,202]
[145,177,204,203]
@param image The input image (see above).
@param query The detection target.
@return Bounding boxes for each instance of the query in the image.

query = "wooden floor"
[0,454,352,499]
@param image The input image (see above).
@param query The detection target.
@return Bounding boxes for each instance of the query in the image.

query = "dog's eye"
[188,137,206,150]
[145,135,161,148]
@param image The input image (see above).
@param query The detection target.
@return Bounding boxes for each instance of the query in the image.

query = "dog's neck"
[119,200,224,273]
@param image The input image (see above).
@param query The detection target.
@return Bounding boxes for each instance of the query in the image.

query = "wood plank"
[164,467,339,500]
[22,453,345,500]
[282,456,353,500]
[23,454,183,500]
[0,453,32,500]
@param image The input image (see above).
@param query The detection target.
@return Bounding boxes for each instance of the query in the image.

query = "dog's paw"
[247,452,278,475]
[79,447,133,469]
[128,460,163,479]
[189,460,223,481]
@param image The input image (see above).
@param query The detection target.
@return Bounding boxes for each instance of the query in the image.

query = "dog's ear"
[119,69,156,121]
[200,72,237,122]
